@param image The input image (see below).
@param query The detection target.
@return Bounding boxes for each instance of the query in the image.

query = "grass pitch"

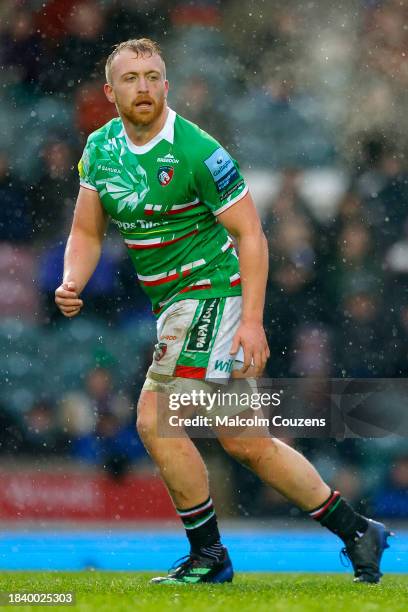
[0,572,407,612]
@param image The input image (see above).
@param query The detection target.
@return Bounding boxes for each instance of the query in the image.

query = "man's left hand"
[229,321,270,376]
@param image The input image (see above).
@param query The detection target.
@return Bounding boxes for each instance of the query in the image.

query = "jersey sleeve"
[78,139,98,191]
[193,140,248,215]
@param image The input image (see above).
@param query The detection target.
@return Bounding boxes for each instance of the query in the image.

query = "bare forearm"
[236,231,268,324]
[63,231,102,294]
[218,193,270,371]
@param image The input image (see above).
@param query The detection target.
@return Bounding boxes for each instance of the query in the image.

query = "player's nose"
[137,77,149,92]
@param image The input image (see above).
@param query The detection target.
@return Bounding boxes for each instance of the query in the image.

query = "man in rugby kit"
[55,38,391,584]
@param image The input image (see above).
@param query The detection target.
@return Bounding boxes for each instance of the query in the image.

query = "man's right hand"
[55,281,83,318]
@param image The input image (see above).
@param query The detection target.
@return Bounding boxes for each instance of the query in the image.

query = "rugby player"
[55,38,391,584]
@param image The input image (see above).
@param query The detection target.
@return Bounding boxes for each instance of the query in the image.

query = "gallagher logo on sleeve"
[204,147,239,192]
[158,166,174,186]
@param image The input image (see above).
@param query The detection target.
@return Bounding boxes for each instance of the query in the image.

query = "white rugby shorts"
[146,296,244,383]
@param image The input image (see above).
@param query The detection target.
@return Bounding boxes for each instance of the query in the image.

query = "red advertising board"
[0,470,176,520]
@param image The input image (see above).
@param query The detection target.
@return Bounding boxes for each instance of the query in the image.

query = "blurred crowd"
[1,0,408,518]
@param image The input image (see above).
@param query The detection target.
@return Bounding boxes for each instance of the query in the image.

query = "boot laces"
[169,553,200,574]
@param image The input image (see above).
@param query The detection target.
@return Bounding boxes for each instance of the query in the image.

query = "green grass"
[0,572,407,612]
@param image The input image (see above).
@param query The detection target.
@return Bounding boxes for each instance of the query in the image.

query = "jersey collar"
[122,107,176,154]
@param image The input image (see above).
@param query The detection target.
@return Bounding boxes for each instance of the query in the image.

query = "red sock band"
[309,490,340,520]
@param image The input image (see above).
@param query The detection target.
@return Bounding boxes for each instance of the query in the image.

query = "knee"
[219,437,256,466]
[136,412,155,444]
[219,436,274,468]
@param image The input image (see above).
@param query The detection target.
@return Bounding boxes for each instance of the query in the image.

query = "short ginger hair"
[105,38,166,84]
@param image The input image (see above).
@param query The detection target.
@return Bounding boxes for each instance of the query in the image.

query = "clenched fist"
[55,281,83,318]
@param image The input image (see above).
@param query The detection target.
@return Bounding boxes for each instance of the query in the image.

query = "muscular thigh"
[139,296,263,436]
[137,388,198,439]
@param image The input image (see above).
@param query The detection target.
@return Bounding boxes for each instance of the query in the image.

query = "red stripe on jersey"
[179,283,212,293]
[153,281,212,315]
[230,278,241,287]
[126,229,198,249]
[140,272,179,286]
[174,365,206,379]
[166,203,201,215]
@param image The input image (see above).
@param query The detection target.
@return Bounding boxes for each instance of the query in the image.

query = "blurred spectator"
[30,139,77,244]
[170,1,221,27]
[173,76,230,144]
[38,1,108,95]
[266,168,321,230]
[104,0,169,48]
[0,8,43,92]
[335,222,380,303]
[59,390,100,461]
[37,236,121,322]
[34,0,78,42]
[373,454,408,518]
[385,222,408,276]
[334,284,390,377]
[223,4,302,81]
[353,134,408,250]
[264,173,328,376]
[21,399,61,456]
[59,366,146,478]
[231,73,334,167]
[87,366,130,422]
[290,324,331,378]
[342,1,408,156]
[0,402,24,455]
[387,300,408,377]
[0,242,40,322]
[0,151,32,241]
[75,80,116,138]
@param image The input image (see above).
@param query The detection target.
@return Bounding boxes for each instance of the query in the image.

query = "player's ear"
[164,80,169,98]
[104,82,116,104]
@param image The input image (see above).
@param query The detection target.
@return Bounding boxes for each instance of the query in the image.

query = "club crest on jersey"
[157,166,174,186]
[153,341,167,362]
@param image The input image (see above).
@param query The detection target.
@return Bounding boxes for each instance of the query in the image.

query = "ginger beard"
[117,88,166,127]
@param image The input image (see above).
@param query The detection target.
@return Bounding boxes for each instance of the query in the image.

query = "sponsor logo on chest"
[97,164,121,173]
[156,153,180,164]
[111,218,162,230]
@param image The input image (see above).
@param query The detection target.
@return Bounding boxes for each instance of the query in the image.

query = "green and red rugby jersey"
[78,108,247,316]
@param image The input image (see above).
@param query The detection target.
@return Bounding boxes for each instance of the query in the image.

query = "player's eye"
[125,76,136,81]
